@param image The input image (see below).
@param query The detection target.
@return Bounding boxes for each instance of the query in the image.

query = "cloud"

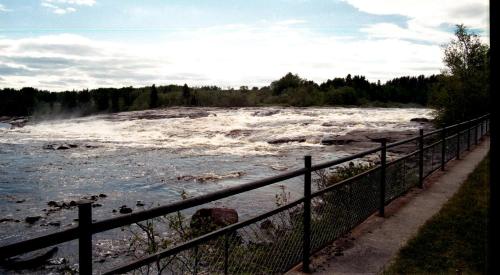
[41,0,95,14]
[0,3,11,12]
[0,22,447,91]
[343,0,489,29]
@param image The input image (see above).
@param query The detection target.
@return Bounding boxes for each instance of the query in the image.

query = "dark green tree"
[182,84,191,105]
[150,84,158,108]
[430,24,489,125]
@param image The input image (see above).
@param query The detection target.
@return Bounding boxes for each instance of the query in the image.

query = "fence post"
[481,119,484,138]
[418,129,424,188]
[302,155,312,273]
[78,200,92,275]
[475,123,478,145]
[456,126,461,160]
[379,139,386,217]
[467,122,471,151]
[441,128,446,171]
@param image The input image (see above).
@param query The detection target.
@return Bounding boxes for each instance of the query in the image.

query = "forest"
[0,74,439,117]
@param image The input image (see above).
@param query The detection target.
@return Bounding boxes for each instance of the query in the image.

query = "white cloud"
[344,0,489,46]
[0,22,445,91]
[41,0,95,14]
[344,0,489,29]
[0,3,11,12]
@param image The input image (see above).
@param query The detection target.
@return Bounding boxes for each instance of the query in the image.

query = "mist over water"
[0,107,433,245]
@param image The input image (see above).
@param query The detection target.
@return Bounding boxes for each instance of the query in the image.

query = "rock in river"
[268,137,306,144]
[190,208,238,235]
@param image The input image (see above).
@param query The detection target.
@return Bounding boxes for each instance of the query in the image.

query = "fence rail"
[0,114,490,274]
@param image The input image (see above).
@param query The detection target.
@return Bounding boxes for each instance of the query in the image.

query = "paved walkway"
[288,137,490,275]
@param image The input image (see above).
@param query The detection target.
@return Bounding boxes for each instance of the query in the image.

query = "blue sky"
[0,0,490,90]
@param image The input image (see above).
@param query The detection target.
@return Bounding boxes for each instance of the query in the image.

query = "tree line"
[0,73,439,118]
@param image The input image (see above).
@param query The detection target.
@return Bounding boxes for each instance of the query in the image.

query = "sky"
[0,0,490,91]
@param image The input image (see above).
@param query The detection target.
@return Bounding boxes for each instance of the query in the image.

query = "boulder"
[321,136,360,145]
[55,144,71,150]
[190,208,238,235]
[25,216,42,224]
[119,206,133,214]
[0,247,58,270]
[410,117,430,123]
[268,137,306,144]
[252,110,280,117]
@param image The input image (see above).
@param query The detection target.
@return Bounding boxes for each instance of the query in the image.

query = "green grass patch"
[384,154,489,274]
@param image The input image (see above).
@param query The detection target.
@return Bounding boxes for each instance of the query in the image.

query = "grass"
[384,154,489,274]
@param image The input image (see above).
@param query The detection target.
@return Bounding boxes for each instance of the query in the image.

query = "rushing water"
[0,107,433,250]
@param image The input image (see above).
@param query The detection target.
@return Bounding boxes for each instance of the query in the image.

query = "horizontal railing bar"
[386,135,419,149]
[92,168,306,234]
[103,197,306,274]
[311,146,382,171]
[386,150,419,166]
[311,166,382,198]
[0,228,79,259]
[423,140,442,150]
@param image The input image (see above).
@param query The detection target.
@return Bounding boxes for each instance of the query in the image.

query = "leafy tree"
[270,73,305,95]
[430,24,489,125]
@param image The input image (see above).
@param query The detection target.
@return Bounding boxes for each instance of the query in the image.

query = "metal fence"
[0,114,490,274]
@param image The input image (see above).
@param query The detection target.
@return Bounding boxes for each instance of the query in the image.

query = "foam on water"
[0,107,433,156]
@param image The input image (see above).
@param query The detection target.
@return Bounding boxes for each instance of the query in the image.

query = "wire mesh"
[119,203,305,274]
[310,167,380,253]
[445,135,458,162]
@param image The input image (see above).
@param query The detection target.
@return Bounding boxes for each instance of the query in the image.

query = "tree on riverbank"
[430,24,490,125]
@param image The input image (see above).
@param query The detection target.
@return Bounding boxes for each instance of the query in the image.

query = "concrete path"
[287,137,490,275]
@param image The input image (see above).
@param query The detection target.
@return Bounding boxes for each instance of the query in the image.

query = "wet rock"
[25,216,42,224]
[0,247,58,270]
[98,193,107,198]
[43,144,56,150]
[177,171,245,183]
[321,136,360,145]
[410,117,430,123]
[15,199,25,203]
[136,201,145,207]
[252,110,280,117]
[271,165,288,171]
[1,218,20,223]
[225,129,253,138]
[321,122,335,127]
[49,221,61,227]
[55,144,71,150]
[191,208,238,235]
[9,118,28,128]
[119,206,133,214]
[84,144,99,149]
[92,203,102,208]
[268,137,306,144]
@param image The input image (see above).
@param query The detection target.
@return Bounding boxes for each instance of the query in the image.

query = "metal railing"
[0,114,490,274]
